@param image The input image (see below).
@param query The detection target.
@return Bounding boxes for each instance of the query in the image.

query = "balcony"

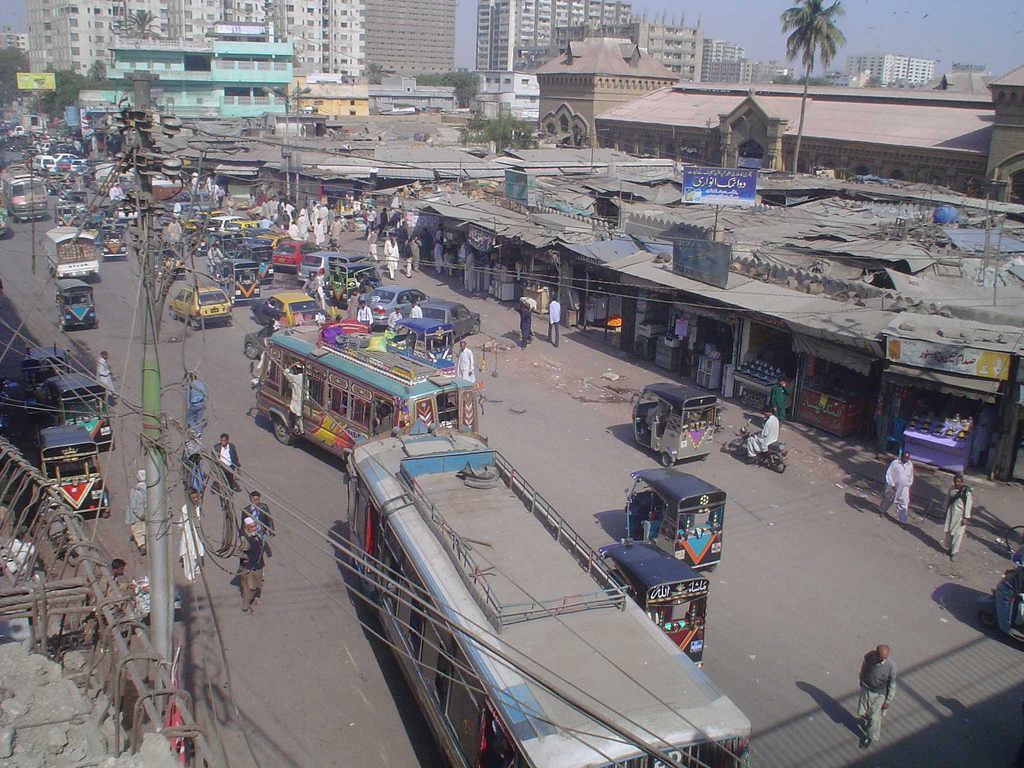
[112,38,213,52]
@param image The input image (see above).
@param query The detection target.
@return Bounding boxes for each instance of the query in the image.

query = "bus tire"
[244,341,259,360]
[272,416,296,446]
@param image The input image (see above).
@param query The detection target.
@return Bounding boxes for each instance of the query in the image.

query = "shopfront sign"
[681,167,757,207]
[465,225,495,252]
[886,338,1010,380]
[671,239,732,289]
[16,72,55,91]
[504,169,536,208]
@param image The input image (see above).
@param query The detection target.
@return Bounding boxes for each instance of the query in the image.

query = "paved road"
[1,206,1021,768]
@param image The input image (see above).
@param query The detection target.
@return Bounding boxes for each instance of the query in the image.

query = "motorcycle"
[726,420,788,473]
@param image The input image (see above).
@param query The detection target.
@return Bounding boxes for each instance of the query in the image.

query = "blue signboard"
[681,167,757,207]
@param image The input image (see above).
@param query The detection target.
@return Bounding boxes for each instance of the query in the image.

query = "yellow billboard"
[16,72,56,91]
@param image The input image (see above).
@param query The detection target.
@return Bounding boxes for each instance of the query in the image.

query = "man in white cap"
[126,470,147,555]
[238,517,266,614]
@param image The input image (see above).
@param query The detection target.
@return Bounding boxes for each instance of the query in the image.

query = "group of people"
[514,296,562,349]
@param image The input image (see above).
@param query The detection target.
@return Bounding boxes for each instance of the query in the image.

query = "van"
[32,155,56,173]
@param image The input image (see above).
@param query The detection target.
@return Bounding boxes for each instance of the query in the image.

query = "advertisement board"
[672,239,733,289]
[16,72,56,91]
[504,169,536,208]
[681,167,757,207]
[886,338,1010,380]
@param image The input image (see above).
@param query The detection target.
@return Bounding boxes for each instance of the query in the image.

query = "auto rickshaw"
[978,545,1024,644]
[215,258,261,305]
[599,540,710,666]
[624,468,726,571]
[55,200,86,227]
[22,346,71,393]
[36,373,113,451]
[327,258,381,300]
[203,231,244,264]
[96,221,128,260]
[633,383,719,466]
[39,425,108,516]
[55,279,97,330]
[390,318,456,371]
[240,237,275,284]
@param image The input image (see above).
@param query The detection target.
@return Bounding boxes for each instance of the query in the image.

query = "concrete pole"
[128,71,172,661]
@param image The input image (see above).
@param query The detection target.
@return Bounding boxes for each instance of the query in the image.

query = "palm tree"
[780,0,846,173]
[87,59,107,82]
[365,62,386,85]
[131,10,156,39]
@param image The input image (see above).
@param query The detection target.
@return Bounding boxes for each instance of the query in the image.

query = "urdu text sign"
[886,338,1010,380]
[681,167,757,207]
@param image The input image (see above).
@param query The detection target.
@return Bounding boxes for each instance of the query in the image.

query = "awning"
[214,164,259,177]
[884,363,1001,401]
[793,334,876,377]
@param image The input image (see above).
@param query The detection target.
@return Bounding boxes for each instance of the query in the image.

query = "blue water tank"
[933,205,959,225]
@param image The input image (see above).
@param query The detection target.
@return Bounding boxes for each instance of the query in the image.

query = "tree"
[365,62,386,85]
[0,47,29,106]
[459,115,536,150]
[131,10,157,39]
[780,0,846,173]
[418,71,479,108]
[87,59,107,82]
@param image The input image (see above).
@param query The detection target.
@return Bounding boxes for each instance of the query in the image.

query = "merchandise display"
[903,413,974,471]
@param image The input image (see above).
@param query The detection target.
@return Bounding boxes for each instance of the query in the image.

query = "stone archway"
[738,138,765,169]
[854,164,870,176]
[1012,169,1024,204]
[889,168,905,180]
[542,103,590,147]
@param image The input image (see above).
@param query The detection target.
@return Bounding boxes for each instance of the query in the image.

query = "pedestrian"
[186,372,207,430]
[110,558,130,591]
[403,238,414,278]
[347,287,362,320]
[943,472,973,562]
[315,268,327,311]
[366,207,377,234]
[433,236,444,275]
[96,350,114,403]
[409,297,423,319]
[217,433,242,492]
[456,340,476,383]
[237,517,265,614]
[329,215,343,248]
[879,450,914,528]
[516,299,533,348]
[384,234,399,280]
[548,294,561,347]
[409,235,421,273]
[770,377,790,420]
[387,306,402,331]
[242,490,275,545]
[179,488,205,583]
[126,470,147,555]
[356,298,373,325]
[857,644,896,749]
[367,228,379,262]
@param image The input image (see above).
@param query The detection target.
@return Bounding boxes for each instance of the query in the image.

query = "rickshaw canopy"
[641,382,718,410]
[631,468,724,507]
[602,541,704,592]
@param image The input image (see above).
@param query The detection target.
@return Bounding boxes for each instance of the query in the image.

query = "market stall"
[733,318,797,410]
[793,335,877,437]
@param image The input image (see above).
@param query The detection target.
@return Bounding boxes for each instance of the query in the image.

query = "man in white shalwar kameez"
[880,450,914,527]
[746,408,779,460]
[179,489,206,583]
[283,363,305,434]
[456,341,476,383]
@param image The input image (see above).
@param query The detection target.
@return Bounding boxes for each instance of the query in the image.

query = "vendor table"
[796,387,868,437]
[732,373,793,414]
[902,421,973,472]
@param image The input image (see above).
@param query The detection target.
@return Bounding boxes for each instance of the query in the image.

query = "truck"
[45,227,99,279]
[1,166,48,222]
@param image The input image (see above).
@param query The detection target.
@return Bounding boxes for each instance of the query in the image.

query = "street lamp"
[271,84,311,203]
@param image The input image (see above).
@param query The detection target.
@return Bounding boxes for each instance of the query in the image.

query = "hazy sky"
[6,0,1022,78]
[455,0,1024,76]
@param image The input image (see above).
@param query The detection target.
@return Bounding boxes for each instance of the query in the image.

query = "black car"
[243,324,273,360]
[418,300,481,341]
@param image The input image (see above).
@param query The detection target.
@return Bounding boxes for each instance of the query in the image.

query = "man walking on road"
[217,433,242,492]
[880,450,914,528]
[456,340,476,383]
[943,472,973,562]
[857,644,896,749]
[548,295,561,347]
[97,351,114,403]
[126,470,147,556]
[238,517,266,614]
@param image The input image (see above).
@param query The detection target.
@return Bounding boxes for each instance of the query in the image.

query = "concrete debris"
[600,372,621,381]
[0,726,13,759]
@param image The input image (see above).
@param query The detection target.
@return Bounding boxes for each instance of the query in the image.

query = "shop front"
[880,335,1009,472]
[792,334,879,438]
[732,315,797,411]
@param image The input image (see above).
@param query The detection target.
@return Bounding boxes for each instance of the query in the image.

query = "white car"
[32,155,56,173]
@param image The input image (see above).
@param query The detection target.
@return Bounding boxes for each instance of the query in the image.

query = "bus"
[255,326,479,456]
[346,431,751,768]
[1,166,48,222]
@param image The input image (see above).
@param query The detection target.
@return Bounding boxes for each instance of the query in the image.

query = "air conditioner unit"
[636,323,668,338]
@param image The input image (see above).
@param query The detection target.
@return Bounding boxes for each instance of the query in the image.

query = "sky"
[6,0,1022,78]
[454,0,1024,76]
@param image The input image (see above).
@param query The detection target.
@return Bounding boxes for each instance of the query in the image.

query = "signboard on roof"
[504,169,536,208]
[681,167,757,207]
[886,338,1010,380]
[672,239,732,289]
[16,72,55,91]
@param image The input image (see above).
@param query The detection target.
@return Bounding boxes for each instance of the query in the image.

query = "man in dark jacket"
[857,644,896,749]
[217,432,241,492]
[238,518,265,614]
[242,490,275,551]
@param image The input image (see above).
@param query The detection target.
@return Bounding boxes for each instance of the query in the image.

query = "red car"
[272,240,319,272]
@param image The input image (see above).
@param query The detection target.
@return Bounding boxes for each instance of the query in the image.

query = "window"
[329,386,349,416]
[307,369,325,407]
[351,397,370,427]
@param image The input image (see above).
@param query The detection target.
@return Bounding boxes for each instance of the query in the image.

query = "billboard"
[681,167,757,207]
[672,239,733,289]
[504,169,536,208]
[885,338,1010,380]
[16,72,56,91]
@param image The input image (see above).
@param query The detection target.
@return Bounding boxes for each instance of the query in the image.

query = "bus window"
[351,397,371,427]
[373,397,394,435]
[437,390,458,427]
[330,386,349,417]
[307,368,326,407]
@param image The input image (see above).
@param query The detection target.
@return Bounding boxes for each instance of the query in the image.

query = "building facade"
[368,76,456,113]
[700,37,744,83]
[266,0,364,77]
[293,73,369,116]
[472,71,539,120]
[986,65,1024,203]
[844,53,937,88]
[2,30,29,51]
[476,0,632,72]
[363,0,455,76]
[100,25,292,118]
[537,37,676,146]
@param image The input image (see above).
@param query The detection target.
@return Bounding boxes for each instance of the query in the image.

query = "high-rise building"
[266,0,364,76]
[552,15,702,81]
[844,53,937,88]
[364,0,455,76]
[700,38,745,83]
[476,0,631,72]
[1,30,29,52]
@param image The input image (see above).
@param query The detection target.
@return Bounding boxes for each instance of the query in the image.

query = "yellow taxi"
[168,284,233,329]
[251,229,290,249]
[208,215,260,233]
[255,291,326,327]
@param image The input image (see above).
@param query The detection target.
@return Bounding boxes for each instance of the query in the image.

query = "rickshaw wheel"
[659,452,674,468]
[978,608,996,627]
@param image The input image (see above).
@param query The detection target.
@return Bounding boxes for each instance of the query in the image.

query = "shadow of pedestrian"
[936,695,968,718]
[844,491,879,515]
[795,681,861,735]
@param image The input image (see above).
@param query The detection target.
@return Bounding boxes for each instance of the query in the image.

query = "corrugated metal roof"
[943,228,1024,254]
[882,314,1024,352]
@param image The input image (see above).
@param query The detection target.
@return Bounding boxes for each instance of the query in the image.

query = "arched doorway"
[1011,169,1024,205]
[545,121,556,135]
[854,164,870,176]
[737,138,765,169]
[889,168,905,181]
[571,123,585,147]
[559,114,569,132]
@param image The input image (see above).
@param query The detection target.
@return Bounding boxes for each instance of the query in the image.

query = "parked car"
[272,240,319,272]
[365,286,430,327]
[168,284,233,330]
[243,324,273,360]
[296,251,339,285]
[418,300,481,341]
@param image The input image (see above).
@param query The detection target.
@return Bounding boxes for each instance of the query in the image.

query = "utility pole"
[127,71,173,661]
[982,193,991,292]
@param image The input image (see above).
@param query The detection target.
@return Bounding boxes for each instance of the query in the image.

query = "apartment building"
[1,30,29,52]
[700,37,744,83]
[267,0,364,76]
[844,53,937,88]
[476,0,631,72]
[472,71,539,120]
[364,0,455,76]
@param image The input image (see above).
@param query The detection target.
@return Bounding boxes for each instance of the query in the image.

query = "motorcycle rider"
[746,406,780,464]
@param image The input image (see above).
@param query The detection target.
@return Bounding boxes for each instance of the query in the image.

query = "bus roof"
[44,372,104,394]
[270,326,468,396]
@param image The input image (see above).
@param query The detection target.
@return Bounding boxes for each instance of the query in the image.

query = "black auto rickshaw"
[633,383,719,466]
[624,468,726,571]
[55,279,97,330]
[216,258,261,304]
[55,200,86,227]
[36,372,113,451]
[22,346,71,392]
[39,425,108,516]
[600,540,710,666]
[96,220,128,260]
[240,237,275,284]
[327,256,381,300]
[202,231,244,263]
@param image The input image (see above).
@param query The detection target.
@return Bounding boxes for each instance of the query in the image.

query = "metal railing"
[0,437,214,765]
